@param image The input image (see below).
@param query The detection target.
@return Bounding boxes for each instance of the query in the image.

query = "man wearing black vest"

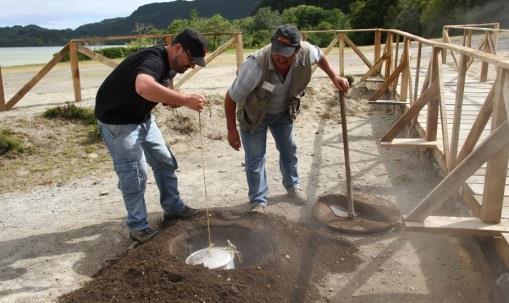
[224,25,349,213]
[95,29,207,243]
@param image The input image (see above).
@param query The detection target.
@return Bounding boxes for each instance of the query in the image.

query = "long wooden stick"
[339,33,345,76]
[339,91,355,217]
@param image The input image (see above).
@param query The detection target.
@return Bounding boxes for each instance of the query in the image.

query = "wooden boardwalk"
[405,53,509,256]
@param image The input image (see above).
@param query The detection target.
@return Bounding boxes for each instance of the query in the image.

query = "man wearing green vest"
[224,24,349,212]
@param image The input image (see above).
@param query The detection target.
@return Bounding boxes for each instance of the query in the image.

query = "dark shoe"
[129,227,159,243]
[164,205,201,221]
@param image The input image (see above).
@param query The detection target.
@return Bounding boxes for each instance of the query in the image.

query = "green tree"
[168,12,234,50]
[281,5,349,46]
[349,0,398,44]
[282,5,347,29]
[251,7,283,47]
[384,0,424,35]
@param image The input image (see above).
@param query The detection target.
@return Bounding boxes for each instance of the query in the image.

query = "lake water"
[0,45,125,67]
[0,46,65,67]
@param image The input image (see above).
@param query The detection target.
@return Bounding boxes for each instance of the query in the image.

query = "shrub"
[0,129,24,155]
[43,103,96,125]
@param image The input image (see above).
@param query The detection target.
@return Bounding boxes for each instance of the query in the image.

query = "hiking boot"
[249,203,266,214]
[286,187,307,205]
[163,205,201,221]
[129,227,159,243]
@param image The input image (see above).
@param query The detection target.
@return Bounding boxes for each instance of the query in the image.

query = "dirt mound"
[59,212,361,303]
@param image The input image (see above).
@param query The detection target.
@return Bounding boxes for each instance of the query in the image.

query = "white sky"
[0,0,176,30]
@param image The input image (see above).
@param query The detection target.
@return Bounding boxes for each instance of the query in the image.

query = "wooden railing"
[295,27,509,237]
[442,23,509,82]
[0,32,244,111]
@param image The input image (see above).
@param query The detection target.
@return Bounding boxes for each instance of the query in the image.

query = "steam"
[457,0,509,27]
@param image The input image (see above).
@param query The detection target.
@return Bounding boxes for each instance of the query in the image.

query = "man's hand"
[332,76,349,93]
[227,128,241,151]
[185,93,206,112]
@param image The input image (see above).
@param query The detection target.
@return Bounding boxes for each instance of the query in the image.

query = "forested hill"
[1,0,507,47]
[257,0,351,13]
[0,0,261,46]
[73,0,261,37]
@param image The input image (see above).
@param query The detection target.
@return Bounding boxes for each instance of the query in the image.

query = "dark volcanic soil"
[59,211,361,303]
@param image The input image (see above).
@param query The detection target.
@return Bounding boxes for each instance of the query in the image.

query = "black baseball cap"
[271,25,301,57]
[173,28,208,67]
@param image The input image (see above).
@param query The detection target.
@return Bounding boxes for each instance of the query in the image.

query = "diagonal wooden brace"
[380,81,440,142]
[369,58,408,101]
[406,121,509,222]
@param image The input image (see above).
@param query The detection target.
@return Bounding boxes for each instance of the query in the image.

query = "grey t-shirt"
[228,41,322,115]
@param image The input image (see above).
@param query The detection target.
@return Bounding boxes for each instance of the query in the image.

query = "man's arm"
[135,73,205,112]
[317,56,349,93]
[225,92,241,151]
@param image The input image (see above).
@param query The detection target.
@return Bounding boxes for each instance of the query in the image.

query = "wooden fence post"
[480,68,508,224]
[339,32,345,77]
[384,32,393,81]
[426,48,440,142]
[466,29,472,48]
[234,33,244,72]
[0,65,5,112]
[448,54,469,171]
[442,27,448,63]
[400,38,410,101]
[413,42,422,104]
[493,23,500,54]
[374,30,381,63]
[69,41,82,102]
[480,33,490,82]
[394,34,400,73]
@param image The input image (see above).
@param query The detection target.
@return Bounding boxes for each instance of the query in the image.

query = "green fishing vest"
[236,42,313,132]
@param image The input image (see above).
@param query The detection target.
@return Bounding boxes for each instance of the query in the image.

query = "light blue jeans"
[240,112,299,205]
[99,114,185,231]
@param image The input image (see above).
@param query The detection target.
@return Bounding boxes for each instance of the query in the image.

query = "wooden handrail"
[73,32,242,43]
